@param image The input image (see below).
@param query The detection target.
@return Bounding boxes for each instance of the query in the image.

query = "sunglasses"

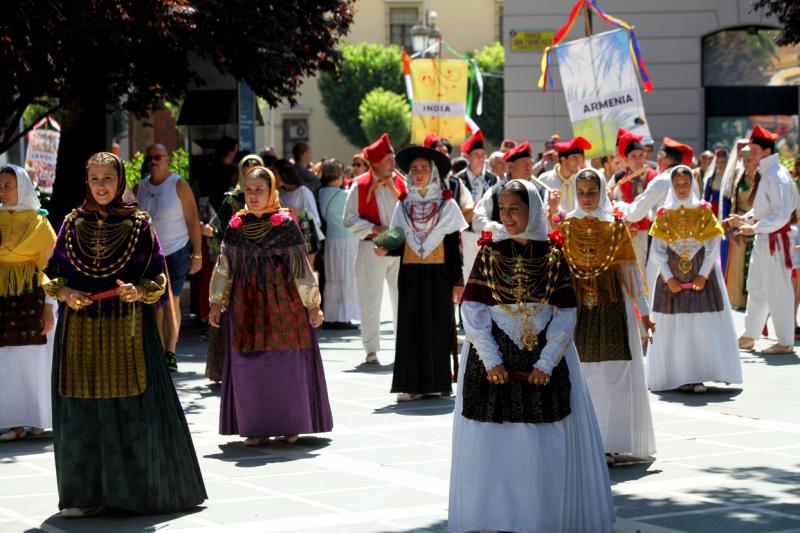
[352,161,366,167]
[145,154,167,162]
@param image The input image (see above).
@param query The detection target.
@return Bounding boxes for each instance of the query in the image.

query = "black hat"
[395,145,452,178]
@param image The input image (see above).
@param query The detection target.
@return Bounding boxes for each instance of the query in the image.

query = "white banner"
[25,128,60,193]
[411,101,466,117]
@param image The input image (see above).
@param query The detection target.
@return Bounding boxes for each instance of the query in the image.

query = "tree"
[0,0,354,221]
[752,1,800,45]
[319,43,405,148]
[468,42,504,147]
[359,88,411,147]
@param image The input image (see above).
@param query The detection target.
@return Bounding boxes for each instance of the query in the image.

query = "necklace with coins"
[65,211,145,278]
[657,207,700,274]
[481,241,561,350]
[561,218,625,308]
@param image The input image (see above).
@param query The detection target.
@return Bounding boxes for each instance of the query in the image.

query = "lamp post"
[410,10,440,57]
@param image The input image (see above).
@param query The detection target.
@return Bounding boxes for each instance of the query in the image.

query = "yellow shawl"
[649,205,724,243]
[0,211,56,296]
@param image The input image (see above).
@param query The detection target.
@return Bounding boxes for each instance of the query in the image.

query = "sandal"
[60,506,105,519]
[0,427,26,442]
[760,344,795,355]
[282,434,300,444]
[738,337,755,351]
[243,437,268,446]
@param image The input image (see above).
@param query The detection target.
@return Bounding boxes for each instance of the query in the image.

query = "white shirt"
[343,176,400,239]
[136,173,189,255]
[280,185,325,241]
[617,166,676,223]
[744,154,796,234]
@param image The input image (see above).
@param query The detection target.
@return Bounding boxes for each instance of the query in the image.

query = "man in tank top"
[136,144,202,372]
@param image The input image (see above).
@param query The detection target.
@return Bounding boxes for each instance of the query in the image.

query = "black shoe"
[165,351,178,373]
[341,322,359,330]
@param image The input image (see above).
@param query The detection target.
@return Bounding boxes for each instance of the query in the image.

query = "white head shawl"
[0,164,41,212]
[494,179,551,242]
[567,168,613,222]
[406,159,442,200]
[719,138,749,217]
[663,165,702,210]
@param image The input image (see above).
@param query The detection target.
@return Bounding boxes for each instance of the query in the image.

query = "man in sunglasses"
[136,144,203,372]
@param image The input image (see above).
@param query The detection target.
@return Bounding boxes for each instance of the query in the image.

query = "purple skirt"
[219,319,333,437]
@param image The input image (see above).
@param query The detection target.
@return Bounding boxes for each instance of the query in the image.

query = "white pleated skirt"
[448,342,615,533]
[323,238,360,322]
[0,329,55,429]
[647,268,743,391]
[580,299,656,457]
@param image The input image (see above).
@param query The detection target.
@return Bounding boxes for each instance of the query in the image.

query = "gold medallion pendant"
[678,257,693,274]
[583,285,599,309]
[520,319,538,350]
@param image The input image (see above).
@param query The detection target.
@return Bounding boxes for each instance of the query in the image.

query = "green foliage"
[469,42,504,147]
[752,1,800,45]
[124,147,190,190]
[358,88,411,147]
[319,43,405,148]
[23,98,60,129]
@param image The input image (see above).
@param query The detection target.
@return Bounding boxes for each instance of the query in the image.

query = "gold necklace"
[239,218,273,242]
[481,243,561,350]
[64,211,145,277]
[657,208,696,274]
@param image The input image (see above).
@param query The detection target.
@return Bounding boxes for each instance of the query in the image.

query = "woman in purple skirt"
[208,166,332,445]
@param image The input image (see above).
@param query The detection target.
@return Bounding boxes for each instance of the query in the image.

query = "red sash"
[768,220,793,270]
[356,171,406,240]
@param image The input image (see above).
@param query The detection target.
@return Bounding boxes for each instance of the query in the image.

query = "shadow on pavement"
[373,396,455,416]
[36,505,206,533]
[652,386,742,406]
[204,439,332,467]
[0,436,53,459]
[753,353,800,366]
[609,461,662,484]
[344,362,395,374]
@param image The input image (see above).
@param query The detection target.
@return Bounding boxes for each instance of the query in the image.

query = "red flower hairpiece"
[229,215,243,229]
[700,200,713,210]
[548,229,564,247]
[442,189,454,201]
[477,230,494,246]
[612,207,625,221]
[656,207,667,217]
[270,212,286,227]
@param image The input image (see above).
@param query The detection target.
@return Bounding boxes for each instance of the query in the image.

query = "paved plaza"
[1,293,800,533]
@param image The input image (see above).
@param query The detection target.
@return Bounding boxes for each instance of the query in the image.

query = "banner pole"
[584,0,593,37]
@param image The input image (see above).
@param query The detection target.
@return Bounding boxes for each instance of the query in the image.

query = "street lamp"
[410,10,440,56]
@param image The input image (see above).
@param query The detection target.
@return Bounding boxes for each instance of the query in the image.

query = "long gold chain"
[64,211,145,278]
[239,219,273,242]
[562,219,624,280]
[656,208,698,274]
[480,243,561,350]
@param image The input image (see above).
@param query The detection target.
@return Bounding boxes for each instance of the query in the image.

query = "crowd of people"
[0,122,797,531]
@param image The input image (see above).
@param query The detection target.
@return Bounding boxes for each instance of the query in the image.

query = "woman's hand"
[201,223,214,238]
[528,368,551,386]
[116,279,143,303]
[374,246,389,256]
[666,278,683,294]
[691,275,707,292]
[547,190,561,213]
[641,315,656,338]
[486,363,509,385]
[60,287,92,311]
[451,285,464,303]
[41,303,54,335]
[308,306,324,328]
[208,303,224,328]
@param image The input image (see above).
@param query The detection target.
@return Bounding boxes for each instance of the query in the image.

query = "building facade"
[503,0,798,157]
[266,0,503,162]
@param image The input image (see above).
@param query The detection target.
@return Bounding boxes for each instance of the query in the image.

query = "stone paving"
[1,297,799,532]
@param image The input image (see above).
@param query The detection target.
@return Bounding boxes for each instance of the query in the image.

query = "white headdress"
[0,164,41,212]
[567,168,613,222]
[663,165,701,210]
[494,179,551,242]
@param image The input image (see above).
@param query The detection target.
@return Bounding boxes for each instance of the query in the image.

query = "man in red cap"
[727,125,797,354]
[343,133,407,364]
[539,136,591,212]
[472,141,551,235]
[609,129,657,271]
[616,136,693,291]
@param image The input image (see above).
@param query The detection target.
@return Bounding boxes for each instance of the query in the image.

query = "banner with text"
[25,122,60,193]
[555,28,650,159]
[410,58,469,145]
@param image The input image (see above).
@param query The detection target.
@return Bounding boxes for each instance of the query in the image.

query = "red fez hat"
[554,136,592,157]
[503,141,532,162]
[363,133,393,165]
[617,131,644,159]
[460,130,485,154]
[616,128,628,144]
[662,137,694,166]
[423,133,439,149]
[750,124,779,143]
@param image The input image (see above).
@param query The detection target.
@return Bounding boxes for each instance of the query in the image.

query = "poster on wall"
[25,116,61,193]
[409,58,469,145]
[554,28,650,159]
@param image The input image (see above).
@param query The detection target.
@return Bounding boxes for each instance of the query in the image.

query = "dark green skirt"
[52,305,207,513]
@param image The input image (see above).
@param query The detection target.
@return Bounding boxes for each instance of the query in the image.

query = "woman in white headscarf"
[449,179,615,533]
[0,165,57,441]
[559,169,656,464]
[376,145,467,402]
[647,165,742,393]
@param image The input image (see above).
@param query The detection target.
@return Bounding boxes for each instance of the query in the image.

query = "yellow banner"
[410,58,469,145]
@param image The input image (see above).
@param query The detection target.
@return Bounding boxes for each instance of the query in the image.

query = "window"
[703,27,800,87]
[389,6,420,50]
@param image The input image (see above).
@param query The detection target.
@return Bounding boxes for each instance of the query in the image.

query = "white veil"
[718,138,749,218]
[0,164,41,212]
[567,168,613,222]
[494,179,551,242]
[663,165,702,210]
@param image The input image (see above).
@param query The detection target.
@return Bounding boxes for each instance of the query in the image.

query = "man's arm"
[343,183,381,239]
[176,179,203,275]
[619,177,670,223]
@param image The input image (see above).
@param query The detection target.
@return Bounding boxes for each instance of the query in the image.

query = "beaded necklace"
[64,210,145,278]
[654,207,700,274]
[239,219,273,242]
[402,198,441,256]
[561,218,626,308]
[480,241,561,350]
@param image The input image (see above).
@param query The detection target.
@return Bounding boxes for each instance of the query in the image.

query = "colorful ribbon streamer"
[538,0,653,93]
